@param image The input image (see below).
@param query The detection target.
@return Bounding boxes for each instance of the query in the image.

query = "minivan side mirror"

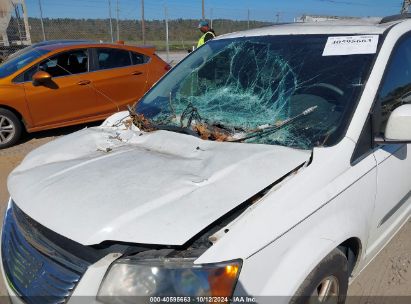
[32,71,52,86]
[379,104,411,143]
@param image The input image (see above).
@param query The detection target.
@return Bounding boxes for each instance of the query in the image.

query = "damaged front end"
[4,32,378,302]
[96,160,307,301]
[4,145,307,302]
[2,199,242,302]
[97,160,306,301]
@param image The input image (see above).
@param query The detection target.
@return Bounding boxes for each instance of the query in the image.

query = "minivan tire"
[290,248,349,304]
[0,108,22,149]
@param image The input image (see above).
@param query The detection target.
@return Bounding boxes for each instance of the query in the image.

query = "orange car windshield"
[0,48,50,79]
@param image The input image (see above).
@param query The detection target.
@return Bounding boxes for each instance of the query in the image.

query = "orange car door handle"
[132,71,143,76]
[77,80,91,85]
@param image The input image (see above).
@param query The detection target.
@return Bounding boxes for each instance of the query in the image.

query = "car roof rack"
[380,13,411,24]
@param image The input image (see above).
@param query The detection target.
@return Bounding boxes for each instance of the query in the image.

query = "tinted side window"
[23,65,39,82]
[13,65,39,83]
[377,36,411,135]
[38,49,88,77]
[131,52,149,65]
[97,48,131,70]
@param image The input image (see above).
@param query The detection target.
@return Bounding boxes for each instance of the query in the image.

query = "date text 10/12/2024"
[149,296,257,303]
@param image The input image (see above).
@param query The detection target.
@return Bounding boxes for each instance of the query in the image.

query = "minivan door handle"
[132,71,143,76]
[77,80,91,86]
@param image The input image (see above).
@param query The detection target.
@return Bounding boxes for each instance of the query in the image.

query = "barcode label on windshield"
[323,35,379,56]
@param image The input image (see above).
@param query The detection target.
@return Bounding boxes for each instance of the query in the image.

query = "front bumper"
[0,248,118,304]
[0,200,23,304]
[0,199,119,304]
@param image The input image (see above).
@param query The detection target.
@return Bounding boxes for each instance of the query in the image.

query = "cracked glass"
[136,35,377,149]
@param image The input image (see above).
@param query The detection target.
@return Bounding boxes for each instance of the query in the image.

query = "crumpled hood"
[8,126,310,246]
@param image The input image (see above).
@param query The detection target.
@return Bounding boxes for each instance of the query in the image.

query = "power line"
[108,0,114,42]
[141,0,145,44]
[247,8,250,29]
[275,12,280,23]
[116,0,119,40]
[164,5,169,62]
[38,0,46,40]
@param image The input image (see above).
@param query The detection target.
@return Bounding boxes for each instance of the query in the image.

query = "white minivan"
[3,14,411,304]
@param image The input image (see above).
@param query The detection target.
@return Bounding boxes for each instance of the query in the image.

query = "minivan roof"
[217,16,406,39]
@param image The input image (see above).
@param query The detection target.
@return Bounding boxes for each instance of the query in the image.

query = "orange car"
[0,41,170,148]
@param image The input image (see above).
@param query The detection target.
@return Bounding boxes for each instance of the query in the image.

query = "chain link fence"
[1,0,286,62]
[1,0,406,62]
[0,0,31,61]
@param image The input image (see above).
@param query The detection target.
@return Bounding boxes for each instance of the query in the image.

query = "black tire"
[290,248,349,304]
[0,108,22,149]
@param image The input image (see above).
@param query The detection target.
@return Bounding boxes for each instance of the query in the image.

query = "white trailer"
[0,0,31,61]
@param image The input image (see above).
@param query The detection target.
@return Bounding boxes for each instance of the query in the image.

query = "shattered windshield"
[136,35,377,149]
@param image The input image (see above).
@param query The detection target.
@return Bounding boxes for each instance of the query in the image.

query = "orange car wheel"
[0,108,22,149]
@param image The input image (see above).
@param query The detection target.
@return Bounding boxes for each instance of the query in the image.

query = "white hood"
[8,125,310,246]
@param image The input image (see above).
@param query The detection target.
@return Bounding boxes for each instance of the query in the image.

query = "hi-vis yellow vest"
[197,31,216,48]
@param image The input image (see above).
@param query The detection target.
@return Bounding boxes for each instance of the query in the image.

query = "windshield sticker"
[322,35,379,56]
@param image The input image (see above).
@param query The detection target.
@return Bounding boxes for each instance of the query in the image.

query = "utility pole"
[141,0,146,45]
[210,8,213,28]
[247,9,250,29]
[21,0,31,44]
[202,0,205,20]
[402,0,411,14]
[14,4,23,43]
[164,6,169,63]
[108,0,114,42]
[38,0,46,41]
[275,12,280,23]
[116,0,120,41]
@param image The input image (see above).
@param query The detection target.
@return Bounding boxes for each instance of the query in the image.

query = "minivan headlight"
[97,258,242,303]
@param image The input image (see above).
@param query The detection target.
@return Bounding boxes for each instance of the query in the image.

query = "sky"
[25,0,404,22]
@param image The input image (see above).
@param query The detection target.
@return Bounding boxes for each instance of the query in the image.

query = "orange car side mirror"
[32,71,52,86]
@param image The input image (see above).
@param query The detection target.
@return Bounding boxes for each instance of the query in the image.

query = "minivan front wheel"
[0,108,22,149]
[290,248,349,304]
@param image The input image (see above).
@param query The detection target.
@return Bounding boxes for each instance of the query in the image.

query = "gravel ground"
[157,51,188,65]
[1,126,411,300]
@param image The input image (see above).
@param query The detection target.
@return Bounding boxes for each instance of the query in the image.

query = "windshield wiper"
[231,106,318,143]
[127,105,157,131]
[155,124,200,137]
[127,103,200,138]
[180,102,202,128]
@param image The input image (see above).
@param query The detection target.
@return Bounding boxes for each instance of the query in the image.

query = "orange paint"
[0,43,167,133]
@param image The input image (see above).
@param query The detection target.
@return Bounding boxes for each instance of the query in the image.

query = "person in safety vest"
[197,20,216,48]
